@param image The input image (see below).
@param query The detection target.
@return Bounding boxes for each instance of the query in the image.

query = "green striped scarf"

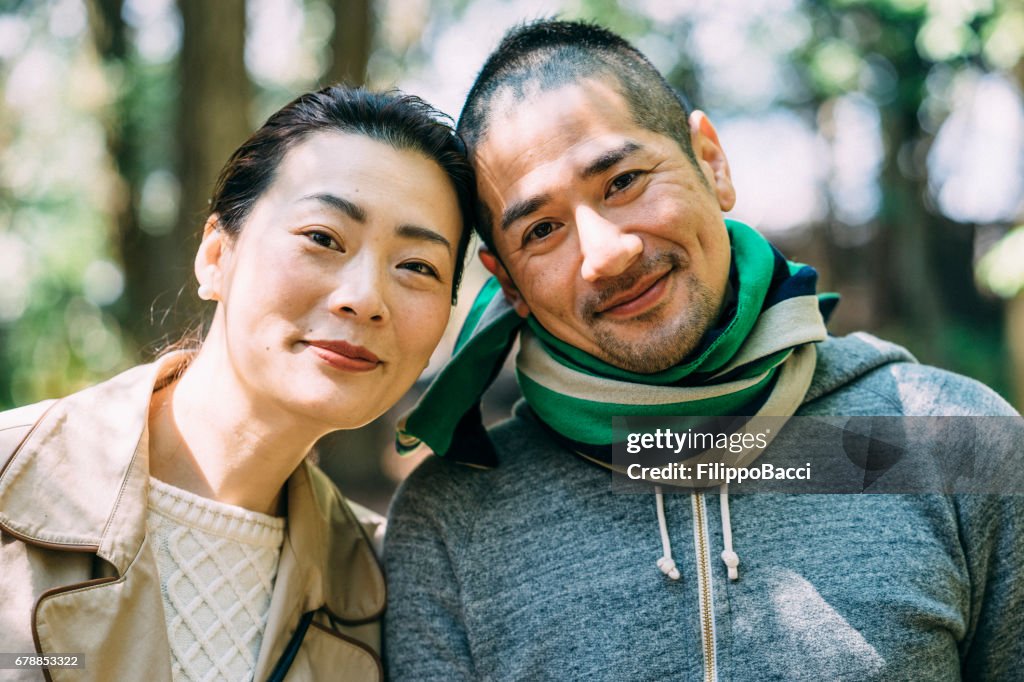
[397,220,836,468]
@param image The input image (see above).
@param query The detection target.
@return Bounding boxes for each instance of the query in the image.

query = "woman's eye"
[609,171,640,195]
[400,261,439,278]
[524,221,556,244]
[307,230,341,250]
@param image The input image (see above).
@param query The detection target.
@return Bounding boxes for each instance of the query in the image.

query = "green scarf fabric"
[397,220,837,468]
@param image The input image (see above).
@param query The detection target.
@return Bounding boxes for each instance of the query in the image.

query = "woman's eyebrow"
[299,192,366,222]
[298,193,451,253]
[396,224,453,253]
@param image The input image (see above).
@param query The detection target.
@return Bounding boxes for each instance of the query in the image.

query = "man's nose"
[327,255,389,323]
[577,206,642,281]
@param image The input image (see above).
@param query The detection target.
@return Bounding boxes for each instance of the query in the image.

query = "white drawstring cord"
[719,482,740,581]
[655,484,740,582]
[654,487,680,580]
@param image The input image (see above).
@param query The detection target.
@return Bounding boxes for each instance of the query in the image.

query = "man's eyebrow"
[396,224,453,253]
[299,193,366,222]
[580,141,643,180]
[500,194,551,232]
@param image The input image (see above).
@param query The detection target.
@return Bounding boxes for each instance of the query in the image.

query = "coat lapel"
[34,549,173,682]
[252,462,386,681]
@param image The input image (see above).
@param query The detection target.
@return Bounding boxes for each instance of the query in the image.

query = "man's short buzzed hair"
[457,19,699,248]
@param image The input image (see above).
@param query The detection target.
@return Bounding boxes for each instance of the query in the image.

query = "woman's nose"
[576,206,643,281]
[327,257,389,323]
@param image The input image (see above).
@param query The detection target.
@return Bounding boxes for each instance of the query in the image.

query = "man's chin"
[590,337,689,375]
[590,316,709,374]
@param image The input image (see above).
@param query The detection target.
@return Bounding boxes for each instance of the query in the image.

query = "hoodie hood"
[803,332,918,405]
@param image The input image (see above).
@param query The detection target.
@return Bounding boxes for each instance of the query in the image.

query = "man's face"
[473,78,737,373]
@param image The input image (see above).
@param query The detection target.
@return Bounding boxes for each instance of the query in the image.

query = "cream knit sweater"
[147,476,285,681]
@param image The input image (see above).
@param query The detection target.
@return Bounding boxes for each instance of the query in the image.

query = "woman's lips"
[598,270,672,318]
[305,340,382,373]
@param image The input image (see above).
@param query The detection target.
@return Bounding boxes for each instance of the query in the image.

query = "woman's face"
[198,131,463,430]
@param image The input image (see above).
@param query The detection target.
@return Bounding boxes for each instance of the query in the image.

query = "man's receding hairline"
[467,70,644,154]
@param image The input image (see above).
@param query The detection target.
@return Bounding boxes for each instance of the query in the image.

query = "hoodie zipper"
[692,492,718,682]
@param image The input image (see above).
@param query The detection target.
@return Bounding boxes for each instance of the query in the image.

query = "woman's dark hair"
[209,85,475,302]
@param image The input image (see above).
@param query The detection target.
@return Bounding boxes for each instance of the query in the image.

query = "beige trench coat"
[0,360,386,681]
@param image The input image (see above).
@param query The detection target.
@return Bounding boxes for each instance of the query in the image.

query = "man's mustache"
[582,251,684,318]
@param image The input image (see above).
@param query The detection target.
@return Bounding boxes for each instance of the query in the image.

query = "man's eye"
[400,261,440,278]
[525,221,555,244]
[307,230,341,250]
[609,171,640,195]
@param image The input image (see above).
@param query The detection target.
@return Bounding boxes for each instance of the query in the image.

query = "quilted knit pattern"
[147,477,285,682]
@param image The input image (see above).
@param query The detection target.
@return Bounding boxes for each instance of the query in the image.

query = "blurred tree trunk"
[853,14,948,363]
[87,0,128,78]
[155,0,250,342]
[87,0,143,349]
[325,0,372,86]
[874,102,948,362]
[1010,58,1024,410]
[1008,293,1024,410]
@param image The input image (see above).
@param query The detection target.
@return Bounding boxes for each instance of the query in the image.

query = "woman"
[0,86,473,681]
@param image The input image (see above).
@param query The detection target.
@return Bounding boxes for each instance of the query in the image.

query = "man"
[384,20,1023,681]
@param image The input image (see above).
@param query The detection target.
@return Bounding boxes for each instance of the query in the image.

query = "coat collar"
[0,356,384,622]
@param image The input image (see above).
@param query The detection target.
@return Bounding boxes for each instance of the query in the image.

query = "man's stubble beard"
[587,268,719,374]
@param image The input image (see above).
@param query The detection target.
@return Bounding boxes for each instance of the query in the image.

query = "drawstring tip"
[654,489,680,581]
[721,550,740,581]
[657,556,681,581]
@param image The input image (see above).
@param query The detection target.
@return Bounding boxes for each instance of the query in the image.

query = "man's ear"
[194,214,228,301]
[478,247,530,319]
[689,110,736,212]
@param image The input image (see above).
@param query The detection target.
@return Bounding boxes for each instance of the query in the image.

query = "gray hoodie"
[384,333,1024,681]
